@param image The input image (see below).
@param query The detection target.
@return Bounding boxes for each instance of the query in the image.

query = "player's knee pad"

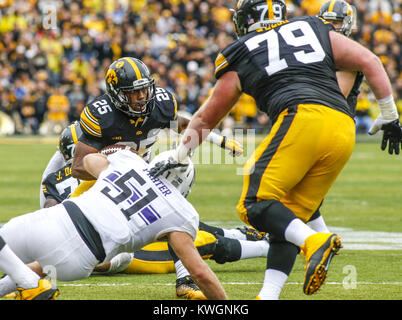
[211,234,241,264]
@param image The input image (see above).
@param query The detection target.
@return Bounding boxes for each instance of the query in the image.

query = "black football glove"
[380,119,402,155]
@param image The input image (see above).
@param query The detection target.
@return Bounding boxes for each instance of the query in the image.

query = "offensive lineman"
[150,0,402,300]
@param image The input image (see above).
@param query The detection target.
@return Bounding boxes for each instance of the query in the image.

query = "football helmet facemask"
[319,0,357,37]
[105,57,156,118]
[149,152,195,198]
[59,121,82,165]
[232,0,287,38]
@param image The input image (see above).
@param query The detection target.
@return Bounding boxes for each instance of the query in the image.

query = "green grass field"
[0,135,401,301]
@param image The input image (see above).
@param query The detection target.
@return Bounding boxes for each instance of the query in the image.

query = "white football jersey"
[67,150,199,262]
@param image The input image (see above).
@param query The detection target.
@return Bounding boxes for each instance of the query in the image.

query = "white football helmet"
[149,150,195,198]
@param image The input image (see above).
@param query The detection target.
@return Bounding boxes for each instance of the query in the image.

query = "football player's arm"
[177,113,244,157]
[71,141,99,180]
[82,153,109,179]
[180,71,242,156]
[330,31,394,107]
[330,30,401,154]
[167,231,228,300]
[149,72,242,177]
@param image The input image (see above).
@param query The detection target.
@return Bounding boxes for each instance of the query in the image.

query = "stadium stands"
[0,0,400,135]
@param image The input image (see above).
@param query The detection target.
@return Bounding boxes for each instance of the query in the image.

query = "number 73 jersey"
[214,16,352,123]
[41,165,80,204]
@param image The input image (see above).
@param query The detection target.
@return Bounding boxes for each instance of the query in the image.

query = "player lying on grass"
[36,123,267,299]
[0,149,227,300]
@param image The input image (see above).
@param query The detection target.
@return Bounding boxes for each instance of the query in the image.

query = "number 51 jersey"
[214,16,352,123]
[67,150,199,262]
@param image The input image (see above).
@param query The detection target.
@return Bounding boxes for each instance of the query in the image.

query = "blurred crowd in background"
[0,0,401,136]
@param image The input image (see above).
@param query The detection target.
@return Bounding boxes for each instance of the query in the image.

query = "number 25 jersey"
[79,86,177,161]
[215,16,352,123]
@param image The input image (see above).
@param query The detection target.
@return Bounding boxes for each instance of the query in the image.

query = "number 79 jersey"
[68,150,199,261]
[215,16,352,123]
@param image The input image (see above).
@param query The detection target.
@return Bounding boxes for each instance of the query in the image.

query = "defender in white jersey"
[0,150,227,300]
[72,150,199,261]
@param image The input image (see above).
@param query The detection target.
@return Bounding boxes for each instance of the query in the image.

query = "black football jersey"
[214,16,352,123]
[79,86,178,158]
[42,165,80,204]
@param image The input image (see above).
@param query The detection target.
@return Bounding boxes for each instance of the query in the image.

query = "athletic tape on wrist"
[378,94,398,120]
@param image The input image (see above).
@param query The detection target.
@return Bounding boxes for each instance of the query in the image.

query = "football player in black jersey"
[150,0,401,299]
[71,57,243,181]
[41,122,82,208]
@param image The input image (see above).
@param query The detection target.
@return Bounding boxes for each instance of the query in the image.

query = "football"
[99,144,136,155]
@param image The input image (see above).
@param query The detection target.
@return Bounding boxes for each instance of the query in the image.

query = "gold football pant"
[124,230,217,274]
[70,180,96,198]
[237,104,355,223]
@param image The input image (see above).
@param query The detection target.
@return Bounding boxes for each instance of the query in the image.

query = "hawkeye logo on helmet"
[106,69,118,85]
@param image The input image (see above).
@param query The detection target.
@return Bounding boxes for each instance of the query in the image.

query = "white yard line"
[204,222,402,251]
[58,281,402,287]
[2,222,402,250]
